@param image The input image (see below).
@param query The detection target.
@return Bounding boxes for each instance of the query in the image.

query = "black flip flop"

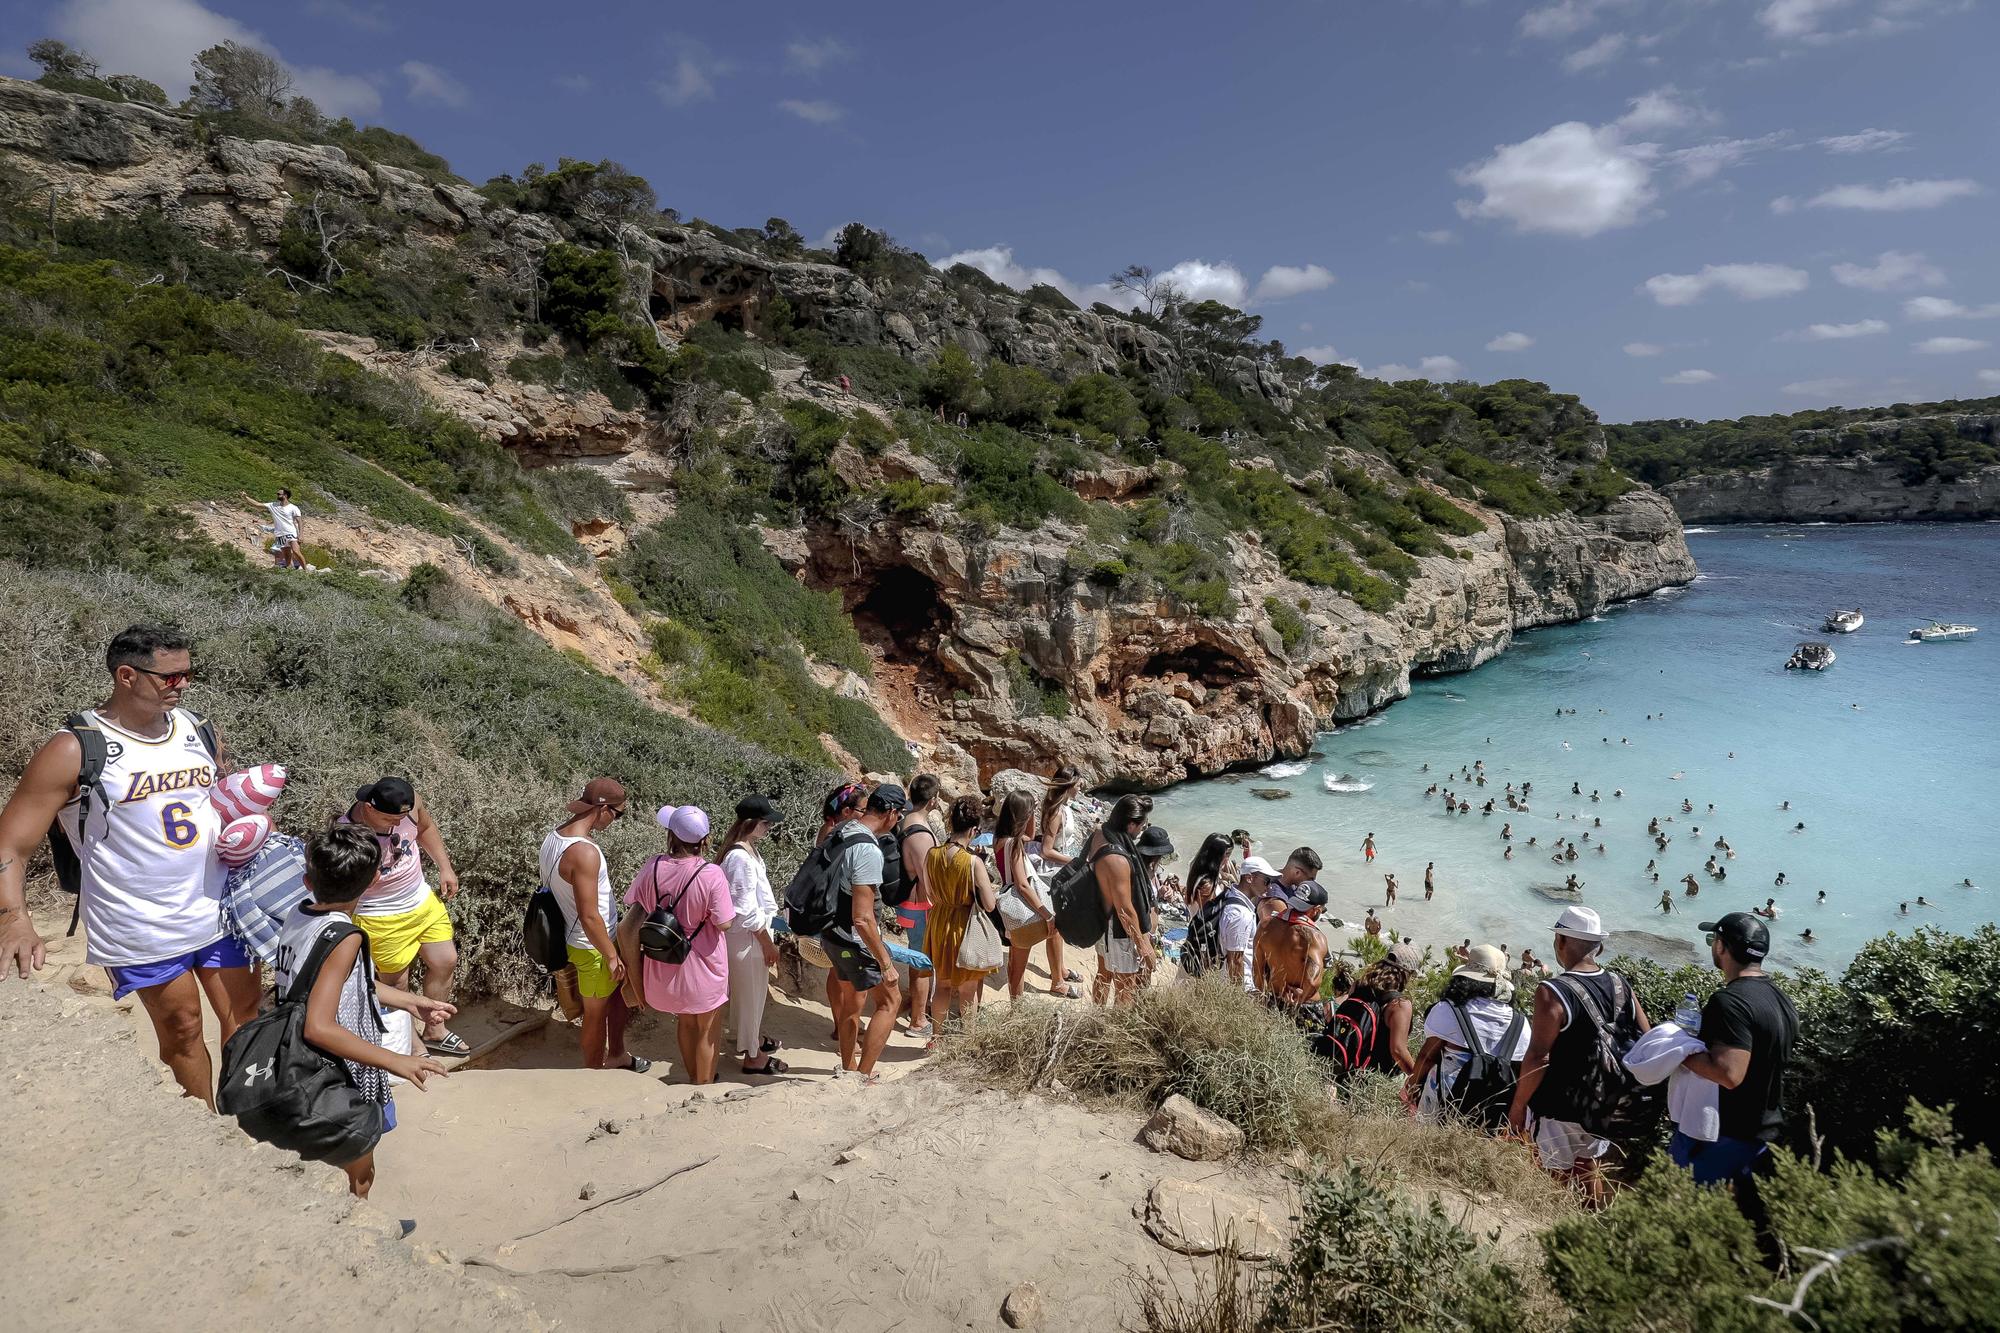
[621,1054,652,1074]
[741,1056,789,1076]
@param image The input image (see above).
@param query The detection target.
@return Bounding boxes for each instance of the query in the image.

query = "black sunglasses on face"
[132,665,195,687]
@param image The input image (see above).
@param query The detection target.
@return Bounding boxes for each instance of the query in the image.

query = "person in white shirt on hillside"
[1406,945,1532,1122]
[719,793,787,1076]
[242,488,305,569]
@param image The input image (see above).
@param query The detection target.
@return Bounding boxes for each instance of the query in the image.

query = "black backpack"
[521,888,569,972]
[1315,996,1383,1074]
[1048,844,1116,948]
[48,710,219,936]
[1549,971,1664,1140]
[1443,1001,1527,1130]
[1178,882,1227,978]
[784,826,874,937]
[876,818,927,909]
[638,858,716,965]
[218,920,384,1166]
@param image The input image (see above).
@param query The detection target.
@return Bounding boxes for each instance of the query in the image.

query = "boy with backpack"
[1506,906,1656,1206]
[235,825,453,1198]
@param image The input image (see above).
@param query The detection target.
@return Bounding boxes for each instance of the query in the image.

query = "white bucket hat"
[1552,905,1607,942]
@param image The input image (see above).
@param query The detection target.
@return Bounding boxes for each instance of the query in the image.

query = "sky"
[3,0,1995,422]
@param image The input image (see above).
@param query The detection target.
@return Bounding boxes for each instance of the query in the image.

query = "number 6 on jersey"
[161,800,200,848]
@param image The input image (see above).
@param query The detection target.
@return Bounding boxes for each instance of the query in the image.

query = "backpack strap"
[280,920,363,1006]
[1552,971,1620,1036]
[182,709,220,765]
[1450,1000,1495,1079]
[57,713,112,937]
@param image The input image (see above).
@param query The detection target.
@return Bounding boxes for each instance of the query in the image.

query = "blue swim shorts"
[105,935,255,1000]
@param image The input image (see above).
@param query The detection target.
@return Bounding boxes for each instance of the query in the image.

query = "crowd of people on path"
[0,622,1800,1214]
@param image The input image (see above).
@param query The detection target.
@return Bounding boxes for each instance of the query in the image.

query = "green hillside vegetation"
[1607,396,2000,487]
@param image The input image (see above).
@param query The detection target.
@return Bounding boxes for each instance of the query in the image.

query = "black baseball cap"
[1134,825,1176,858]
[354,776,415,815]
[1698,912,1770,961]
[1286,879,1329,911]
[735,793,785,826]
[867,783,910,813]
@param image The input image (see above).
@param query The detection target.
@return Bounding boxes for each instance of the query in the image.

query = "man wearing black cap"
[341,776,466,1056]
[1253,880,1329,1006]
[1678,912,1799,1186]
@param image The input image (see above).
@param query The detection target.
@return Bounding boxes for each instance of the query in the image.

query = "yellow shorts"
[353,895,453,974]
[567,944,618,999]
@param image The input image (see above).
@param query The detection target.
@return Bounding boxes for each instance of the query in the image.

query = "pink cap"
[656,804,711,842]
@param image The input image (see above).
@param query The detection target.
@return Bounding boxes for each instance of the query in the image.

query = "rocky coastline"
[1663,455,2000,525]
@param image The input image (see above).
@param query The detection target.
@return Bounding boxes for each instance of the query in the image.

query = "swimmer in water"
[1658,889,1675,914]
[1899,901,1909,914]
[1964,879,1977,889]
[1917,895,1930,907]
[1795,822,1806,831]
[1503,845,1513,860]
[1775,872,1787,887]
[1800,929,1815,943]
[1816,891,1826,904]
[1781,801,1790,811]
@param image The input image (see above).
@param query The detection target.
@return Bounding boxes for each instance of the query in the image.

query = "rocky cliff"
[1664,456,2000,524]
[0,76,1697,790]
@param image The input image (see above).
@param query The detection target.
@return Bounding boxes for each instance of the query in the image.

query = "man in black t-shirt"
[1677,912,1799,1185]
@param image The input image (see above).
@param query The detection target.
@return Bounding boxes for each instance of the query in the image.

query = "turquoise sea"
[1149,524,2000,969]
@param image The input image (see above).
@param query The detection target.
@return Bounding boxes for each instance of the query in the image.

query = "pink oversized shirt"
[624,855,734,1015]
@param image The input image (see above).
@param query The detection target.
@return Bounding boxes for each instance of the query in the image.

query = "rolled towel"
[216,813,273,867]
[212,764,287,821]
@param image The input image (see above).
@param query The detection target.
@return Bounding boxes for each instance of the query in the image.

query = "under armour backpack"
[48,710,219,936]
[218,921,384,1165]
[521,888,569,973]
[1442,1001,1527,1131]
[1550,971,1664,1141]
[783,826,874,937]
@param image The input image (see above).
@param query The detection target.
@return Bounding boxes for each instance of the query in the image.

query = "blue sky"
[6,0,1996,421]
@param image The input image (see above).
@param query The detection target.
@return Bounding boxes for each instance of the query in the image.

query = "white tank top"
[539,827,613,951]
[56,708,225,967]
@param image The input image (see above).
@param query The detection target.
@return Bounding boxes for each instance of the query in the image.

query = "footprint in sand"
[898,1244,945,1303]
[762,1291,827,1333]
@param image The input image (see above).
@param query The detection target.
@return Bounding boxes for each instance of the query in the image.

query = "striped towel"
[222,832,309,967]
[771,916,933,971]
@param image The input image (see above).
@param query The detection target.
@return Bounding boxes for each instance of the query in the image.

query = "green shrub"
[956,426,1087,529]
[528,465,631,527]
[1002,652,1070,719]
[878,478,950,518]
[1264,596,1309,653]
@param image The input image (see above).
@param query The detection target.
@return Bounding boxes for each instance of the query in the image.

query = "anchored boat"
[1785,641,1836,671]
[1910,621,1978,642]
[1823,609,1864,633]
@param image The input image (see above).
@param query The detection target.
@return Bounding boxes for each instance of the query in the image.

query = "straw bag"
[958,903,1006,972]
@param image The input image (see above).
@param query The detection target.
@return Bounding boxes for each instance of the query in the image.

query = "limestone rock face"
[789,487,1694,790]
[1663,452,2000,524]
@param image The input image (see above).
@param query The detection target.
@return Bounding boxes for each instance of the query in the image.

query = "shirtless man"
[1253,881,1328,1006]
[1360,832,1376,863]
[1423,862,1436,901]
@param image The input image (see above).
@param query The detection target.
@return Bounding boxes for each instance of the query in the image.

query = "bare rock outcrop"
[1663,454,2000,524]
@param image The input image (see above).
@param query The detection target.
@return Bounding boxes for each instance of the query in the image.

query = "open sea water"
[1150,524,2000,969]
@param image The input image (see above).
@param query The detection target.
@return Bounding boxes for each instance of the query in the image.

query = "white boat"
[1786,641,1835,670]
[1823,609,1864,634]
[1910,622,1978,642]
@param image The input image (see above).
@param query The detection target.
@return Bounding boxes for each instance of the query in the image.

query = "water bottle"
[1672,991,1702,1035]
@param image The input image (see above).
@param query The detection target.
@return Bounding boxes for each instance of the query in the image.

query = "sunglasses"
[132,665,195,688]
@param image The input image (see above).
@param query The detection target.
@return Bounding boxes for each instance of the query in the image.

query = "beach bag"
[997,850,1051,934]
[219,921,384,1165]
[46,709,218,936]
[1550,972,1664,1140]
[222,832,309,968]
[783,826,874,937]
[1048,845,1118,948]
[957,901,1006,973]
[521,887,569,973]
[1443,1002,1526,1130]
[638,858,713,965]
[1315,996,1383,1074]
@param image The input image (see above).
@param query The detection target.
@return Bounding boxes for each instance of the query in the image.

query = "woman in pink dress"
[623,804,735,1083]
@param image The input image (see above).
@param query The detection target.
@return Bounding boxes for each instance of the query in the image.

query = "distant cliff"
[1609,404,2000,525]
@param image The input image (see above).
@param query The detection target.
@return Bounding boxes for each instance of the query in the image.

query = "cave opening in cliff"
[851,565,951,665]
[1139,644,1249,688]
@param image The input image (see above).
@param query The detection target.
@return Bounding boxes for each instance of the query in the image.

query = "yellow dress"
[926,842,998,988]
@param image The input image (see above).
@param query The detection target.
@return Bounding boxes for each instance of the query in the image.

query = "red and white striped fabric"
[212,764,287,822]
[216,813,273,867]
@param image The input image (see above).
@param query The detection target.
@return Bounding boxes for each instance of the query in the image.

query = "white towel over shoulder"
[1623,1021,1720,1143]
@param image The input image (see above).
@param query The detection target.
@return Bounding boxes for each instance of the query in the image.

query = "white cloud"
[784,37,851,73]
[1818,128,1909,154]
[1486,331,1535,351]
[1521,0,1609,39]
[1904,296,2000,320]
[1784,319,1888,340]
[1831,250,1945,291]
[1623,341,1665,356]
[1642,263,1810,306]
[1782,378,1857,396]
[1455,121,1654,237]
[1662,368,1718,384]
[1769,195,1798,214]
[54,0,379,117]
[1979,369,2000,386]
[1155,259,1251,307]
[938,245,1083,300]
[1563,32,1629,71]
[1806,178,1982,211]
[777,98,844,124]
[1913,336,1990,355]
[937,248,1250,311]
[655,40,728,107]
[398,60,467,108]
[1416,228,1459,245]
[1664,132,1791,185]
[1252,263,1335,302]
[1759,0,1855,39]
[1366,355,1464,381]
[1298,345,1360,368]
[1616,85,1711,133]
